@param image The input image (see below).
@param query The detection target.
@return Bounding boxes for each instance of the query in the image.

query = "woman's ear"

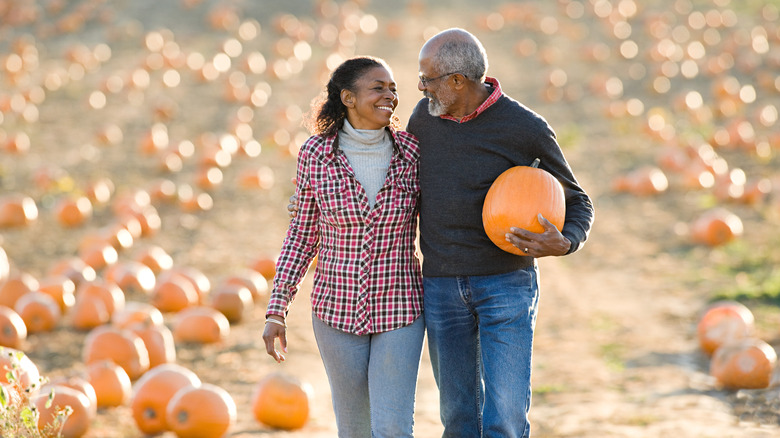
[340,89,354,107]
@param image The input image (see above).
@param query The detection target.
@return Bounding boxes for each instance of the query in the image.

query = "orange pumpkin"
[0,194,38,228]
[223,269,269,302]
[127,320,176,367]
[131,363,201,435]
[14,290,62,333]
[210,283,254,323]
[697,300,754,356]
[47,257,97,286]
[34,385,92,438]
[482,159,566,255]
[134,245,174,273]
[77,280,126,319]
[690,208,744,247]
[622,166,669,196]
[68,290,110,331]
[166,383,237,438]
[251,255,277,279]
[710,338,778,389]
[79,241,119,270]
[0,306,27,348]
[172,306,230,344]
[37,275,77,313]
[0,381,22,411]
[46,375,99,418]
[111,301,165,329]
[86,359,132,407]
[151,275,200,313]
[0,246,8,283]
[0,271,39,309]
[252,373,313,430]
[83,325,150,380]
[104,261,156,295]
[0,348,41,392]
[54,195,93,227]
[158,267,211,304]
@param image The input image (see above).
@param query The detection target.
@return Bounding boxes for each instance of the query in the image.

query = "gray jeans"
[311,313,425,438]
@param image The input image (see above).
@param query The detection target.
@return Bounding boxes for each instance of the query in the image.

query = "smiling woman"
[262,56,425,437]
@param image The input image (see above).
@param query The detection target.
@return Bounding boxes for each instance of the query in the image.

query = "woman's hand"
[262,315,288,363]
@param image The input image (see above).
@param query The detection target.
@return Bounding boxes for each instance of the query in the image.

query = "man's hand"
[287,194,298,219]
[505,213,571,257]
[287,177,299,219]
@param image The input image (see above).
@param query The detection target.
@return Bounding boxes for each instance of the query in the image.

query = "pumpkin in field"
[0,381,22,411]
[151,275,200,313]
[86,359,132,407]
[37,275,77,313]
[83,325,150,380]
[14,290,62,333]
[251,255,277,279]
[54,195,94,227]
[0,306,27,348]
[223,269,269,302]
[710,338,778,389]
[690,208,744,247]
[33,385,92,438]
[77,280,126,319]
[127,320,176,367]
[112,301,165,329]
[482,158,566,255]
[172,306,230,344]
[0,194,38,228]
[252,373,313,431]
[166,383,237,438]
[0,247,8,283]
[47,257,96,286]
[696,300,754,356]
[210,283,254,323]
[46,375,99,418]
[131,363,201,435]
[104,261,156,295]
[0,348,40,394]
[0,270,39,309]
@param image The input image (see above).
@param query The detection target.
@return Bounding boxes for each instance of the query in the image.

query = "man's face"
[418,56,457,117]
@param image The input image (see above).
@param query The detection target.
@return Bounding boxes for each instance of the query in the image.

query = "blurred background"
[1,0,780,437]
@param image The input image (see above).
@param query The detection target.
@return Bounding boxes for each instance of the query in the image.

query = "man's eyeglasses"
[418,71,462,87]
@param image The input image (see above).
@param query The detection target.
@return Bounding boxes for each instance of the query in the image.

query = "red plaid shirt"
[267,127,423,335]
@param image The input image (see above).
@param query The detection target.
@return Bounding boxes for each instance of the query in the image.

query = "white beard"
[425,89,456,117]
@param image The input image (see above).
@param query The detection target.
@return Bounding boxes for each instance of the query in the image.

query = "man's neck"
[447,83,492,120]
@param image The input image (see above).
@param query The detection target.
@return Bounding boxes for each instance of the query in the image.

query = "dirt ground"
[2,0,780,437]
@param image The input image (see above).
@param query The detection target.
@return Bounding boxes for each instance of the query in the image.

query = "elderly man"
[407,28,594,437]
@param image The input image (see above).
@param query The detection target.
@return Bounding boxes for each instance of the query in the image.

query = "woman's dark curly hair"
[305,56,401,136]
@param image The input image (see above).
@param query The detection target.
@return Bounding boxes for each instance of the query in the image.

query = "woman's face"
[343,66,398,130]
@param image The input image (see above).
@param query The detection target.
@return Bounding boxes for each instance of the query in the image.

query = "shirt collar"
[439,76,502,123]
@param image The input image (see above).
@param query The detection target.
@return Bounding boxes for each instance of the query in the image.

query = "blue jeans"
[312,313,425,438]
[424,266,539,438]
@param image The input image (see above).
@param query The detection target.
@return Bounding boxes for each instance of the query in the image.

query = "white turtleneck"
[338,119,393,208]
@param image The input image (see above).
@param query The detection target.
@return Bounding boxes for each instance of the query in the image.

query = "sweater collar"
[439,76,502,123]
[340,119,388,147]
[324,124,401,161]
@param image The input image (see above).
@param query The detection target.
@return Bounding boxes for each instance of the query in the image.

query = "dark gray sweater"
[407,92,594,277]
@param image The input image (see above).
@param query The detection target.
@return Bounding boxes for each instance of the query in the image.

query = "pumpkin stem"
[530,158,540,168]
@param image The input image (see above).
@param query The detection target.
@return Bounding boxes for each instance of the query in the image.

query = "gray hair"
[430,37,488,83]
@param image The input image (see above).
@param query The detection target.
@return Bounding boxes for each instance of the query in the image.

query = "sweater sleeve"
[530,119,594,254]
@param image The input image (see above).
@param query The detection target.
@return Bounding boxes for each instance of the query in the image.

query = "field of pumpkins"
[1,0,780,437]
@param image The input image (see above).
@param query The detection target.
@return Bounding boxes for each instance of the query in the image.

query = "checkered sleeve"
[266,140,321,318]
